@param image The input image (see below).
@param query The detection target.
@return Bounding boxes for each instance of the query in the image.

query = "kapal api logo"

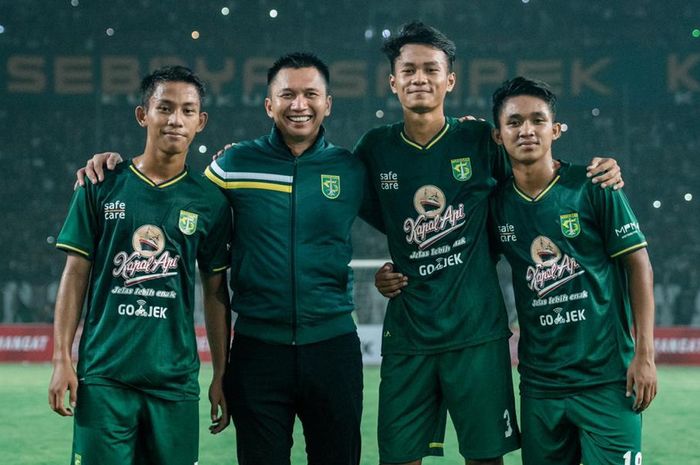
[404,185,466,250]
[112,224,180,286]
[527,235,585,297]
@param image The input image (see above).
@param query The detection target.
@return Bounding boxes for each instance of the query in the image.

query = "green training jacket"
[205,126,374,345]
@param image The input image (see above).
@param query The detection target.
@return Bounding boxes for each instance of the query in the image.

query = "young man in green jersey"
[366,22,626,465]
[48,66,233,465]
[488,76,656,465]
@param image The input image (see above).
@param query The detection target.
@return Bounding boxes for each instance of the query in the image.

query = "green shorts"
[71,384,199,465]
[378,338,520,463]
[521,383,642,465]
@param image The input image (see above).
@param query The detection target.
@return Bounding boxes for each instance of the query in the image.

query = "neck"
[281,129,320,157]
[133,147,186,184]
[402,110,446,146]
[512,157,560,199]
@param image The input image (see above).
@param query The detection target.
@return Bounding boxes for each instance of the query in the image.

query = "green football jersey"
[490,162,647,398]
[56,162,231,400]
[355,118,512,354]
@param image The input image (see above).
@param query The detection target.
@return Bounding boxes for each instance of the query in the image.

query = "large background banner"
[2,324,699,365]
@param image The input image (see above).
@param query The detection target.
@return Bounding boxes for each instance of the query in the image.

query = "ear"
[446,71,456,93]
[196,111,208,133]
[264,97,274,118]
[389,74,398,95]
[552,121,562,141]
[135,106,147,127]
[491,127,503,145]
[325,95,332,117]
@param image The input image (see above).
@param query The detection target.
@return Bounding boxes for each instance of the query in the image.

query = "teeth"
[288,115,312,122]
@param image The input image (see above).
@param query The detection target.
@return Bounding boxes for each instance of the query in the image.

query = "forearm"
[625,249,655,355]
[52,255,91,362]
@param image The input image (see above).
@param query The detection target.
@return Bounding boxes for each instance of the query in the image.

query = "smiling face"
[492,94,561,167]
[265,66,331,151]
[389,43,455,115]
[136,81,207,157]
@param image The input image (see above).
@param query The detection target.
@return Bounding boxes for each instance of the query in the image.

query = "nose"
[290,95,308,110]
[411,69,427,84]
[168,109,184,126]
[519,120,534,136]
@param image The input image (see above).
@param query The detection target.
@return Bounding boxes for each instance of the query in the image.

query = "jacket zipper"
[291,157,298,345]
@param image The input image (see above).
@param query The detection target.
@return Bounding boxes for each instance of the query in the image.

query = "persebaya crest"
[560,212,581,238]
[451,157,472,181]
[321,174,340,199]
[179,210,198,235]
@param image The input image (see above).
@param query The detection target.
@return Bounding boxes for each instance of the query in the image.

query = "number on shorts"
[503,409,513,438]
[623,451,642,465]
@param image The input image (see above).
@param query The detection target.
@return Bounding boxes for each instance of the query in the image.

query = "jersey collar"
[129,162,188,188]
[399,121,450,151]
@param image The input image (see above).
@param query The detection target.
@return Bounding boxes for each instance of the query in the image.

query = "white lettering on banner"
[655,338,700,354]
[0,335,50,351]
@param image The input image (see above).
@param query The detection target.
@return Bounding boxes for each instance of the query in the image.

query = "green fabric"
[57,162,231,400]
[205,126,368,345]
[355,117,512,354]
[490,162,648,397]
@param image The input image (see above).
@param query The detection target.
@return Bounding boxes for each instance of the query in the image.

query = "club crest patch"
[451,157,472,181]
[560,212,581,238]
[179,210,198,235]
[321,174,340,199]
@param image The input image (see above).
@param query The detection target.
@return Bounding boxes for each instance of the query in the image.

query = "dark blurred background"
[1,0,697,326]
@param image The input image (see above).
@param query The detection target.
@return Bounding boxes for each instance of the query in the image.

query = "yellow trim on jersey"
[428,442,444,449]
[513,175,561,202]
[56,243,91,258]
[610,242,647,259]
[129,165,188,188]
[211,265,230,273]
[400,123,450,150]
[204,168,292,193]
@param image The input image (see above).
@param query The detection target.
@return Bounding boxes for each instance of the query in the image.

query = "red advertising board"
[2,325,700,365]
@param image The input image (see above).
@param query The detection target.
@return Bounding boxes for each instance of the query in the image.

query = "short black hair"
[139,65,206,108]
[381,21,456,72]
[492,76,558,128]
[267,52,330,89]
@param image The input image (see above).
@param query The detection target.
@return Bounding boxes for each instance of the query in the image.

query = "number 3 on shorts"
[623,451,642,465]
[503,409,513,438]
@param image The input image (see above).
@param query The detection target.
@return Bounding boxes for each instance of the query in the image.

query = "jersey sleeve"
[197,192,232,273]
[590,185,647,258]
[353,132,386,233]
[56,185,99,260]
[490,142,512,184]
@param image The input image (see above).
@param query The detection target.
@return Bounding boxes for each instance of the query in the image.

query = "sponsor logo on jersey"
[539,307,586,326]
[451,157,472,181]
[104,200,126,220]
[117,299,168,319]
[321,174,340,199]
[497,223,517,242]
[560,212,581,238]
[404,185,466,250]
[74,454,82,465]
[379,171,399,190]
[112,224,180,286]
[615,221,641,239]
[527,235,585,297]
[418,252,463,276]
[179,210,198,235]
